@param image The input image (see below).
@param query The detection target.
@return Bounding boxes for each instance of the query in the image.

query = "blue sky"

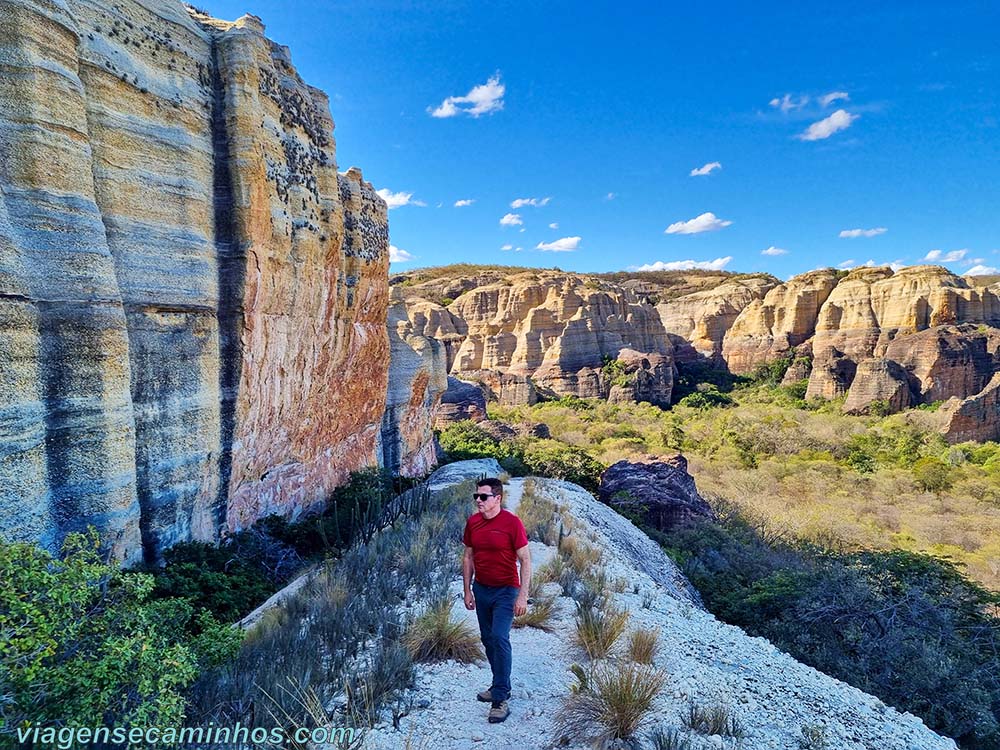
[203,1,999,279]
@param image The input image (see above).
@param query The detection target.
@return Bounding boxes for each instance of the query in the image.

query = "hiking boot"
[476,688,493,702]
[488,700,510,723]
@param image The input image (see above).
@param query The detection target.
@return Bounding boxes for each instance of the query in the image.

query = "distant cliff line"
[395,263,1000,442]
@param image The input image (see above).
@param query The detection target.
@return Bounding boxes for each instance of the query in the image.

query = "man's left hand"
[514,593,528,617]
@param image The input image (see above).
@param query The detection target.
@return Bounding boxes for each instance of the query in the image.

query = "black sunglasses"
[473,493,496,501]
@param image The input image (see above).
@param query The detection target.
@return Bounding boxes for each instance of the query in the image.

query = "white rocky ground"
[356,460,958,750]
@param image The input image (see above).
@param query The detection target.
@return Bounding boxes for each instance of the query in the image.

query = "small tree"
[1,530,240,734]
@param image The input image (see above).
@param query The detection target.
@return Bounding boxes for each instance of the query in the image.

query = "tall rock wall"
[0,0,390,563]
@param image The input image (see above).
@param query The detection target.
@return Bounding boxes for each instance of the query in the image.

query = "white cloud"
[799,109,859,141]
[770,94,810,113]
[690,161,722,177]
[519,228,526,233]
[924,249,968,262]
[511,197,551,209]
[376,189,425,209]
[500,244,513,251]
[536,236,582,252]
[968,258,985,265]
[966,264,1000,275]
[605,192,616,201]
[839,227,887,238]
[429,73,505,118]
[838,259,878,269]
[499,213,523,227]
[761,246,788,256]
[514,247,523,252]
[630,257,733,272]
[665,212,732,235]
[389,245,414,263]
[820,91,850,106]
[549,222,559,229]
[890,260,907,272]
[454,199,475,207]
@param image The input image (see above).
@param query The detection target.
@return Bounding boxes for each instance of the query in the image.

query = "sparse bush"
[682,699,745,739]
[513,596,557,632]
[648,727,693,750]
[554,662,667,745]
[574,600,630,659]
[627,627,660,664]
[402,598,483,664]
[799,723,829,750]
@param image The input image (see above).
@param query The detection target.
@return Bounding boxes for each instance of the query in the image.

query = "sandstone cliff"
[400,271,676,406]
[1,0,391,563]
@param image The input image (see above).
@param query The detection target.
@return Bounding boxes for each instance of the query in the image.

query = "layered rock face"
[380,294,447,477]
[402,272,675,406]
[0,1,390,562]
[721,269,841,373]
[657,276,777,364]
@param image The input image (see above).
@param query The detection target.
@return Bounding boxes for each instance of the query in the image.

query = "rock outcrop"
[380,295,448,477]
[1,1,393,562]
[402,271,676,406]
[598,455,715,532]
[657,275,777,364]
[434,377,488,426]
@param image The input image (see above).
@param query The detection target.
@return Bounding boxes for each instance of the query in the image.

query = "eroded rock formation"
[599,455,715,532]
[401,271,675,406]
[1,1,391,562]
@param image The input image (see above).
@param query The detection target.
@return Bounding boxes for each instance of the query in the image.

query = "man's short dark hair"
[477,478,504,497]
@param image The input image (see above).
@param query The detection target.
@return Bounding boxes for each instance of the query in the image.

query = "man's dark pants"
[472,581,519,702]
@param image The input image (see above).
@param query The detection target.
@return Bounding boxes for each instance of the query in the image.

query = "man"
[462,477,531,724]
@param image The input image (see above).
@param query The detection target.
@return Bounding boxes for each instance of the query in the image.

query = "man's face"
[474,486,501,512]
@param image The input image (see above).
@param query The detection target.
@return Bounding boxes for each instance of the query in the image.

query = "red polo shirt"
[463,509,529,588]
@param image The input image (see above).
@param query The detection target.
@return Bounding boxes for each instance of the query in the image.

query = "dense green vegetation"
[653,504,1000,749]
[0,530,241,734]
[488,382,1000,591]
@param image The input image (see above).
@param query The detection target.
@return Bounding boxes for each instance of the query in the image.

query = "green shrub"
[912,456,955,494]
[1,530,241,733]
[661,513,1000,749]
[520,439,605,494]
[678,385,734,409]
[602,355,633,388]
[747,354,795,386]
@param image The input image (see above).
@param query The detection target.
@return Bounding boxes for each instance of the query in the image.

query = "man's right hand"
[464,591,475,610]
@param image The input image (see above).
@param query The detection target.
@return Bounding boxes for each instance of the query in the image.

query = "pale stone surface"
[380,295,448,477]
[657,275,776,364]
[722,268,841,374]
[842,359,913,415]
[0,0,391,561]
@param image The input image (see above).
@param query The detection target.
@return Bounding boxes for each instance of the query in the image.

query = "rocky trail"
[359,464,956,750]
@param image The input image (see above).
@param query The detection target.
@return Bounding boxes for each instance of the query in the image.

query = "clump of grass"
[799,723,829,750]
[648,727,693,750]
[554,662,667,745]
[561,534,602,576]
[627,627,660,664]
[402,598,483,664]
[517,479,562,545]
[513,595,557,632]
[681,699,745,739]
[575,600,629,659]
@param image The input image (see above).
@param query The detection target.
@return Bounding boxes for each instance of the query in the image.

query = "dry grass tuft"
[554,662,667,745]
[681,699,745,739]
[402,598,483,664]
[627,626,660,664]
[513,595,557,632]
[575,601,630,659]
